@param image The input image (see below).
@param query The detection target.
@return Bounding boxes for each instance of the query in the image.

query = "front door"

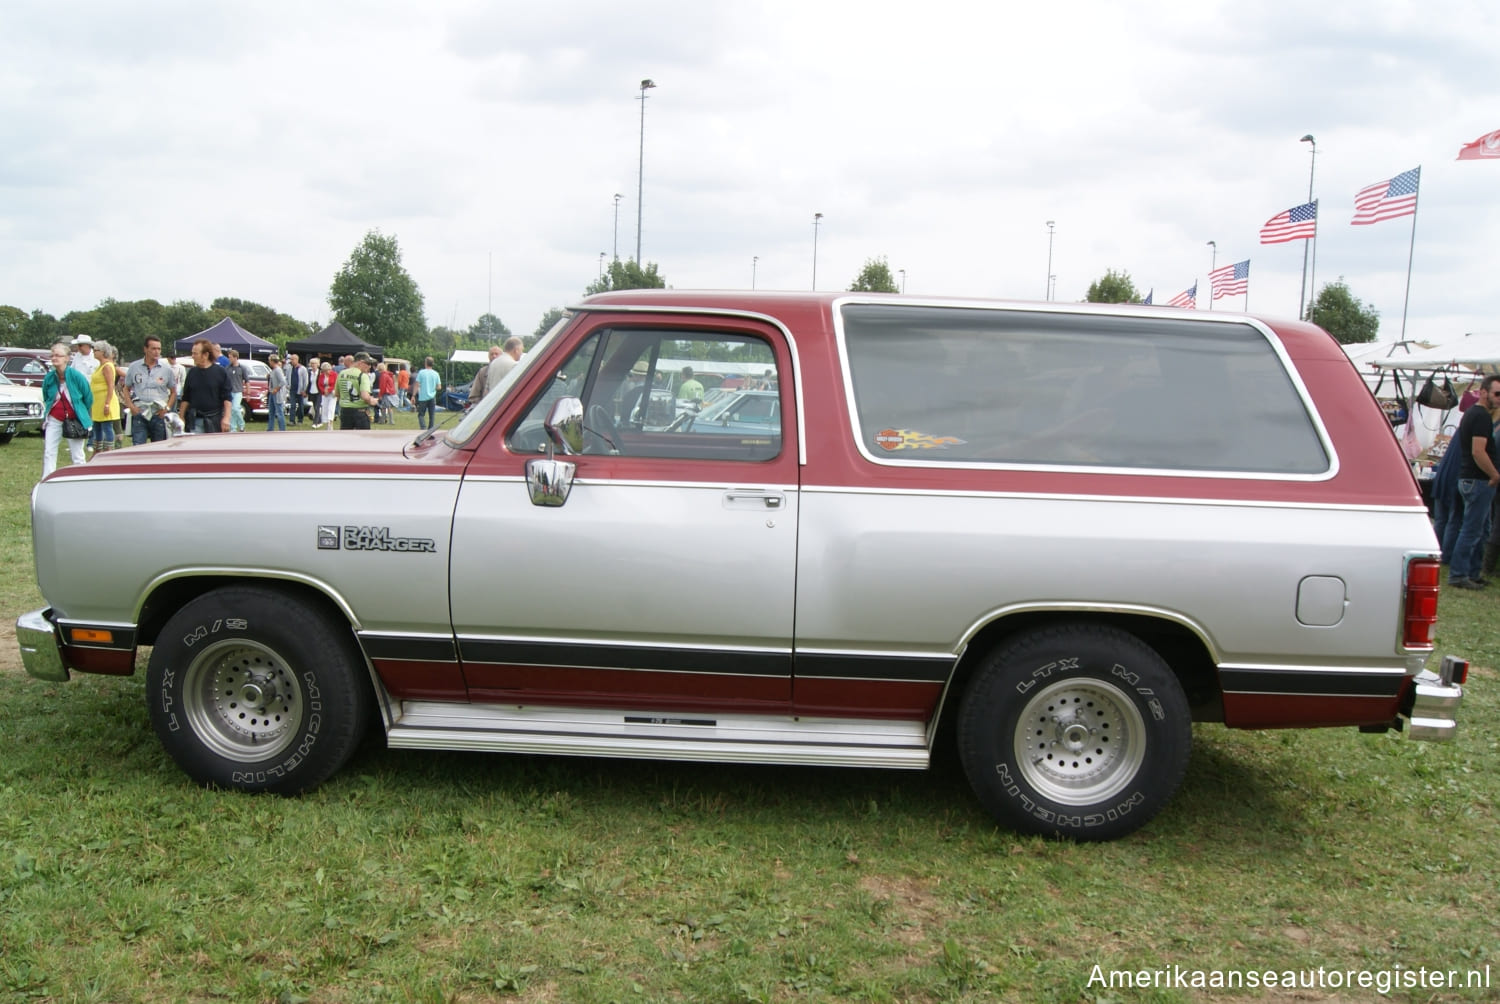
[448,315,801,712]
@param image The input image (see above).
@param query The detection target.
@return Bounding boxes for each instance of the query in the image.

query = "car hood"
[45,429,468,481]
[0,384,42,403]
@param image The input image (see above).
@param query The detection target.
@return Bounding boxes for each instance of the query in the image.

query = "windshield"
[442,312,573,447]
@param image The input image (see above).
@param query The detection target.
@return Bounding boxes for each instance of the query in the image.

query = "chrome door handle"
[723,490,784,510]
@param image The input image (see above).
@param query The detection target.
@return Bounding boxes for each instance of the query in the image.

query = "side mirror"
[544,397,584,455]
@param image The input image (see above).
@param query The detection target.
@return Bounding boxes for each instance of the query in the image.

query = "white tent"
[1368,332,1500,371]
[448,350,490,365]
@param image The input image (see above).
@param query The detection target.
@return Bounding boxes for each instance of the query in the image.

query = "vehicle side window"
[841,304,1329,475]
[510,327,782,461]
[507,333,603,454]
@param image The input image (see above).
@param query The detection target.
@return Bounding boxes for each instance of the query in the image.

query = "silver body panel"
[450,476,798,655]
[33,473,460,636]
[795,487,1436,669]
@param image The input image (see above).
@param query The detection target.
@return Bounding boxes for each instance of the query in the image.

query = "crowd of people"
[35,333,503,476]
[1431,373,1500,590]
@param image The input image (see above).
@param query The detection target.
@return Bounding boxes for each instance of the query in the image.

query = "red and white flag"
[1166,282,1197,309]
[1457,128,1500,160]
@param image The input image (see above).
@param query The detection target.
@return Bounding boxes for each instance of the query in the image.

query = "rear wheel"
[957,622,1191,841]
[146,586,371,794]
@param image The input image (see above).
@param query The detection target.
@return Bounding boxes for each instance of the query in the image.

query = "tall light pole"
[898,268,906,293]
[635,79,656,265]
[598,251,606,278]
[752,255,758,290]
[612,193,622,260]
[1206,240,1216,311]
[1300,134,1317,319]
[811,212,823,290]
[1045,221,1056,300]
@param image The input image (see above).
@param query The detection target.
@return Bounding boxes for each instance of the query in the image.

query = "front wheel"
[957,623,1191,841]
[146,586,372,794]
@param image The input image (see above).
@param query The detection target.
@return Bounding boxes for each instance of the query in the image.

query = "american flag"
[1351,167,1420,225]
[1142,289,1153,305]
[1167,282,1196,309]
[1210,259,1250,299]
[1259,201,1317,244]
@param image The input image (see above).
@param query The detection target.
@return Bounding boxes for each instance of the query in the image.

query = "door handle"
[723,490,784,510]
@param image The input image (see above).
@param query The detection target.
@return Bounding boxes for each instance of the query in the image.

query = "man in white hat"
[69,334,99,379]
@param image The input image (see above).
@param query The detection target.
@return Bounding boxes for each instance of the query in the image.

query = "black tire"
[145,585,372,794]
[957,622,1191,841]
[0,432,12,445]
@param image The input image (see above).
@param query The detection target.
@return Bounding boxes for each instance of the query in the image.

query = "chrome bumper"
[16,608,68,682]
[1407,657,1465,742]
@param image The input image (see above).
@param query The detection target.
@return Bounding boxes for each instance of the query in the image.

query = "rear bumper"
[1406,661,1464,741]
[16,608,67,682]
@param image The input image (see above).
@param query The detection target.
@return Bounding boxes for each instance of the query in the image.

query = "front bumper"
[1406,656,1465,741]
[17,608,67,682]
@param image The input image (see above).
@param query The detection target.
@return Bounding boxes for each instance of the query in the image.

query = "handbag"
[61,416,87,440]
[1416,372,1458,410]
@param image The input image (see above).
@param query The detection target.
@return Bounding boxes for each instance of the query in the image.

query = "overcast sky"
[2,0,1496,343]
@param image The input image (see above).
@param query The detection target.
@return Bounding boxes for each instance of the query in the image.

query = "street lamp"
[811,212,823,290]
[898,268,906,293]
[1300,134,1317,319]
[1045,221,1056,301]
[1206,240,1216,311]
[635,79,656,265]
[612,193,622,260]
[752,255,758,290]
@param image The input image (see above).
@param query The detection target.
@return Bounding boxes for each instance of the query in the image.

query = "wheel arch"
[134,572,394,729]
[934,606,1223,744]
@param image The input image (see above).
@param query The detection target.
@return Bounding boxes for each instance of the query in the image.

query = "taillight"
[1403,557,1441,648]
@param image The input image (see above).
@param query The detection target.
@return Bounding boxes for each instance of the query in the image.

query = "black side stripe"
[1220,668,1405,698]
[459,639,792,678]
[360,635,459,663]
[794,653,953,683]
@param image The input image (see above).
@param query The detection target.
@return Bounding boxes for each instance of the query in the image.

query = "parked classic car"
[0,348,50,389]
[0,370,43,444]
[17,291,1467,840]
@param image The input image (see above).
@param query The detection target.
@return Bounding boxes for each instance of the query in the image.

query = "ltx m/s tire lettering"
[145,585,371,795]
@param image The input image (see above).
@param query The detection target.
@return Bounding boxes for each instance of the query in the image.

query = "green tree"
[1085,269,1142,303]
[211,297,314,350]
[530,307,566,349]
[1308,279,1379,344]
[328,230,428,348]
[468,313,511,341]
[585,258,666,295]
[24,309,67,348]
[0,305,26,344]
[162,300,213,345]
[848,257,900,293]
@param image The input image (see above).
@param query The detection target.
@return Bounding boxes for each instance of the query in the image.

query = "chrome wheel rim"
[1014,677,1146,805]
[181,639,303,763]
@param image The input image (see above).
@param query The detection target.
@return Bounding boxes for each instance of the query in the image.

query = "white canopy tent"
[1342,337,1500,464]
[1367,331,1500,372]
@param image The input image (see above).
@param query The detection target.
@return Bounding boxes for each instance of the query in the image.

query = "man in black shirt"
[1448,375,1500,589]
[179,339,232,434]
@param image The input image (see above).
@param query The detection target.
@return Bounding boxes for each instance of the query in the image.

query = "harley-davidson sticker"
[875,428,966,451]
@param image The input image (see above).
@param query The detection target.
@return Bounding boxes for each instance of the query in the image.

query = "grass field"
[0,422,1496,1002]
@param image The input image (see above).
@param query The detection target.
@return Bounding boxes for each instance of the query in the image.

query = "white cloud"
[0,0,1496,342]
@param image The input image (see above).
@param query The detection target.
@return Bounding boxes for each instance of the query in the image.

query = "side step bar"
[386,701,931,770]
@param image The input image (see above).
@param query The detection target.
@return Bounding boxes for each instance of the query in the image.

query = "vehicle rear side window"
[840,304,1329,475]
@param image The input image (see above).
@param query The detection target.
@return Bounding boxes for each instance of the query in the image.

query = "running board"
[385,701,931,770]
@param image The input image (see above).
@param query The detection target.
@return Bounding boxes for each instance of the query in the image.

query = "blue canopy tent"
[174,316,277,360]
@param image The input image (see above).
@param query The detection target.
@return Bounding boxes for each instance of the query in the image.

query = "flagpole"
[1307,199,1319,321]
[1398,173,1421,341]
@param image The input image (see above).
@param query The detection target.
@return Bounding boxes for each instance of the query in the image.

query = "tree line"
[1082,268,1380,344]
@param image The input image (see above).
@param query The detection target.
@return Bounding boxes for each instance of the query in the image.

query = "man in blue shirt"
[414,357,442,430]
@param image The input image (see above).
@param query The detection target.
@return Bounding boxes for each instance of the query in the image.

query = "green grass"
[1,426,1497,1002]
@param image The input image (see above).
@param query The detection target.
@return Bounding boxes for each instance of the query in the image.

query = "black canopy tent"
[174,317,277,359]
[287,322,384,361]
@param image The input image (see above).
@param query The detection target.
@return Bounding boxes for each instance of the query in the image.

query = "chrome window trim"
[800,482,1427,514]
[462,474,799,492]
[567,303,807,465]
[830,296,1340,482]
